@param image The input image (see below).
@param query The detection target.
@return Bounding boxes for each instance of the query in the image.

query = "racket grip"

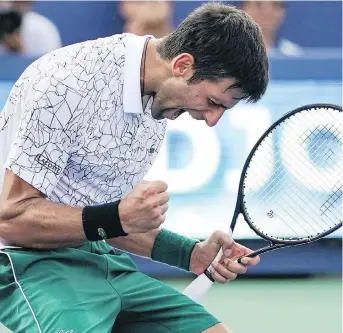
[183,248,223,302]
[182,273,215,302]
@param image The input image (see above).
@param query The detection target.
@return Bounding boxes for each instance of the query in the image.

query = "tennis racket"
[183,103,342,302]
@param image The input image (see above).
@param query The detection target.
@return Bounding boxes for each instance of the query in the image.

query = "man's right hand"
[119,180,169,234]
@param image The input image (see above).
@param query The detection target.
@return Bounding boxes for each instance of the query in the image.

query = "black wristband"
[82,200,128,241]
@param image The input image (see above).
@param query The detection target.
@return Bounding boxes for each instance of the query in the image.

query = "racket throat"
[244,243,288,258]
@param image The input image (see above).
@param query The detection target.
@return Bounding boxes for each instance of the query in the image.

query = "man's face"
[242,1,284,34]
[151,54,245,127]
[2,30,22,52]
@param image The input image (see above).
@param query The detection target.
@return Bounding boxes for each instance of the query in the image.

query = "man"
[119,0,173,38]
[0,9,22,54]
[242,0,302,56]
[0,0,62,56]
[0,3,268,333]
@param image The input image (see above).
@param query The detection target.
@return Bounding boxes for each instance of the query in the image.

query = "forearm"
[0,170,168,250]
[106,229,160,257]
[109,228,199,272]
[0,197,85,248]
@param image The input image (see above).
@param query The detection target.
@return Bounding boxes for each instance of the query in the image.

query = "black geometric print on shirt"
[0,34,167,207]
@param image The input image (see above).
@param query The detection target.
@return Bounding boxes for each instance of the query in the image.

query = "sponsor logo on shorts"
[35,154,62,175]
[58,330,74,333]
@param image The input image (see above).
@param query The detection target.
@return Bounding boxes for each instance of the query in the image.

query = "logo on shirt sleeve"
[35,154,62,175]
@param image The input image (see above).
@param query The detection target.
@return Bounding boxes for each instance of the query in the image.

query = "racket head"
[232,103,342,244]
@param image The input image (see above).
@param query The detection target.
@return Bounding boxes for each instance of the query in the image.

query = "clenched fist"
[119,180,169,234]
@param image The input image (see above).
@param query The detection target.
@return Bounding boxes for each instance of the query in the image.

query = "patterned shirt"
[0,34,167,247]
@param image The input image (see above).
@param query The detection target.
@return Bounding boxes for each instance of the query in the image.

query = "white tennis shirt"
[0,34,167,248]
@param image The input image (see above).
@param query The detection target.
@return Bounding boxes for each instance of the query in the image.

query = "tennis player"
[0,3,268,333]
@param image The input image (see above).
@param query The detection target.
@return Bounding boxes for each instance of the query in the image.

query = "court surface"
[164,276,342,333]
[0,276,341,333]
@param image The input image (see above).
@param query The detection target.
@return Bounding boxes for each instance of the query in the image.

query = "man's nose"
[204,108,225,127]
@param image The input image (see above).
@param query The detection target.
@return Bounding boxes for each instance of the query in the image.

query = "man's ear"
[171,53,194,80]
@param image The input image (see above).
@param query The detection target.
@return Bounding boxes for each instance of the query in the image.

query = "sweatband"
[82,200,128,241]
[151,228,199,271]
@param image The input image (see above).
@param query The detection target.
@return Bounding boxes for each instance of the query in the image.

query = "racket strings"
[284,109,341,193]
[266,199,316,238]
[279,189,329,233]
[320,182,342,216]
[262,134,341,215]
[254,185,327,239]
[273,119,339,193]
[282,112,342,204]
[251,112,341,203]
[248,121,341,203]
[249,134,339,226]
[248,151,330,236]
[243,107,342,241]
[246,171,331,238]
[277,119,341,229]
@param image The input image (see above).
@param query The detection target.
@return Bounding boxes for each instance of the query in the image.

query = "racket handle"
[183,248,223,302]
[182,272,215,302]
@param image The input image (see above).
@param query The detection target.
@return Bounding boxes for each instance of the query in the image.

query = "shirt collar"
[123,34,153,114]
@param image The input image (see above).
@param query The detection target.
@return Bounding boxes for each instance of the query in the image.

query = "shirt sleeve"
[5,73,81,197]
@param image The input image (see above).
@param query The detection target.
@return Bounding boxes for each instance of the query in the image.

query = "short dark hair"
[157,2,269,103]
[0,9,22,40]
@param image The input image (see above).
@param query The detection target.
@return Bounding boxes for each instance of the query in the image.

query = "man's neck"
[141,39,169,96]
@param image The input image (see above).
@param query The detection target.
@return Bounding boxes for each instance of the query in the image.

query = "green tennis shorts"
[0,241,220,333]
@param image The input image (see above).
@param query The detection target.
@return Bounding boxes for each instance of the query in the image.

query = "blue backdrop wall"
[32,1,342,48]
